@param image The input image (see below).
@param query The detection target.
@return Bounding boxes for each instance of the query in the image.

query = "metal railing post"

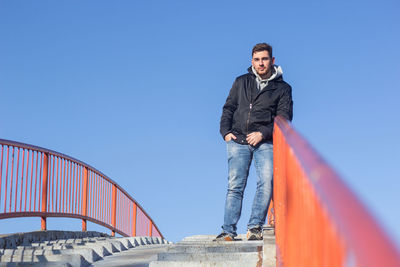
[149,220,153,236]
[132,203,137,236]
[82,167,88,231]
[41,153,49,230]
[111,184,117,236]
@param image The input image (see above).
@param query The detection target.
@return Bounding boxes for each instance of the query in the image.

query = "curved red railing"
[272,116,400,267]
[0,139,163,238]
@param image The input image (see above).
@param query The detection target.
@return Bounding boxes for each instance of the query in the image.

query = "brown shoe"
[213,232,234,241]
[247,227,263,240]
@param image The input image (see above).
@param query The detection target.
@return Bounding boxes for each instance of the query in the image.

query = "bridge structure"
[0,117,399,266]
[0,138,162,239]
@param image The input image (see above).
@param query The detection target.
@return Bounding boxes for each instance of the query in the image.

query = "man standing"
[216,43,293,241]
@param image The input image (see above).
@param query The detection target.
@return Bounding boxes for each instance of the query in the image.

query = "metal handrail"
[272,116,399,267]
[0,139,163,238]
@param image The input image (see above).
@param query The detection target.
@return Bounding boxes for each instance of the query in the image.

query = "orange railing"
[272,116,400,267]
[0,139,163,238]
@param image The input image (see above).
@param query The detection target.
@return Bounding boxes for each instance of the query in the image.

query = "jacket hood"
[248,65,283,90]
[249,65,283,81]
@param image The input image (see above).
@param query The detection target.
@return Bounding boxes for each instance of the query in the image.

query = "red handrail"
[0,139,163,238]
[273,116,400,267]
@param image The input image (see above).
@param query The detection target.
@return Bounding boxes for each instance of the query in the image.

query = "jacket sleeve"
[259,125,273,141]
[258,85,293,140]
[220,79,239,140]
[276,85,293,121]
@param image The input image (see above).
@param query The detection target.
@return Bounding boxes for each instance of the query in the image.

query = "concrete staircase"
[0,227,275,266]
[149,227,276,267]
[0,230,169,266]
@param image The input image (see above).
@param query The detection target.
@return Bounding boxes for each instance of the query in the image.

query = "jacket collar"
[246,69,282,91]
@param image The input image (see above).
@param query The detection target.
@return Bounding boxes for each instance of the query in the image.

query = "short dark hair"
[252,43,273,58]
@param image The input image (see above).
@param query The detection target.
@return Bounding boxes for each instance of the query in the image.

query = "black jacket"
[220,67,293,145]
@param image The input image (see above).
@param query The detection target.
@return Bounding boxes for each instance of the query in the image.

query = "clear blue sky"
[1,0,399,246]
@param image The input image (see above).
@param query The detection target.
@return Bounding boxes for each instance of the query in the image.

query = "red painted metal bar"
[65,160,68,213]
[82,167,88,231]
[62,159,66,213]
[132,202,137,236]
[29,151,34,212]
[0,146,3,205]
[38,152,43,212]
[41,153,49,230]
[90,171,94,219]
[68,161,71,213]
[33,151,38,211]
[59,158,63,212]
[77,165,81,214]
[106,182,110,225]
[4,146,9,212]
[93,172,96,219]
[61,158,65,213]
[149,221,153,236]
[69,161,72,213]
[74,164,78,214]
[88,171,92,218]
[14,148,20,212]
[111,184,117,237]
[101,177,104,222]
[59,158,62,212]
[50,155,54,212]
[55,157,59,213]
[74,163,78,214]
[273,116,400,267]
[19,149,25,211]
[96,174,100,220]
[24,150,29,211]
[9,147,15,213]
[0,139,163,238]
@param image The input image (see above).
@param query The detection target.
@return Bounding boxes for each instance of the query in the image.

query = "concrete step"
[148,229,276,267]
[0,262,72,267]
[168,241,262,254]
[0,253,89,266]
[149,260,260,267]
[0,231,109,250]
[167,244,261,253]
[148,234,264,267]
[180,234,248,242]
[0,231,171,267]
[157,251,260,262]
[89,244,172,267]
[0,247,100,264]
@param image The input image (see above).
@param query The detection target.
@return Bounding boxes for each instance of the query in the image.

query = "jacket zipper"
[246,103,253,135]
[246,80,255,136]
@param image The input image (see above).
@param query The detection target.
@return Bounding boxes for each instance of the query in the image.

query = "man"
[216,43,293,241]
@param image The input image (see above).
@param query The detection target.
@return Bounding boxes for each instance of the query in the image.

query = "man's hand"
[246,132,263,146]
[224,133,237,142]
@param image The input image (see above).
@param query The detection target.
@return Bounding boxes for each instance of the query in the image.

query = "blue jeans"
[222,140,273,236]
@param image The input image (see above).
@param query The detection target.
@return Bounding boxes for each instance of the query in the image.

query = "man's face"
[252,50,275,78]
